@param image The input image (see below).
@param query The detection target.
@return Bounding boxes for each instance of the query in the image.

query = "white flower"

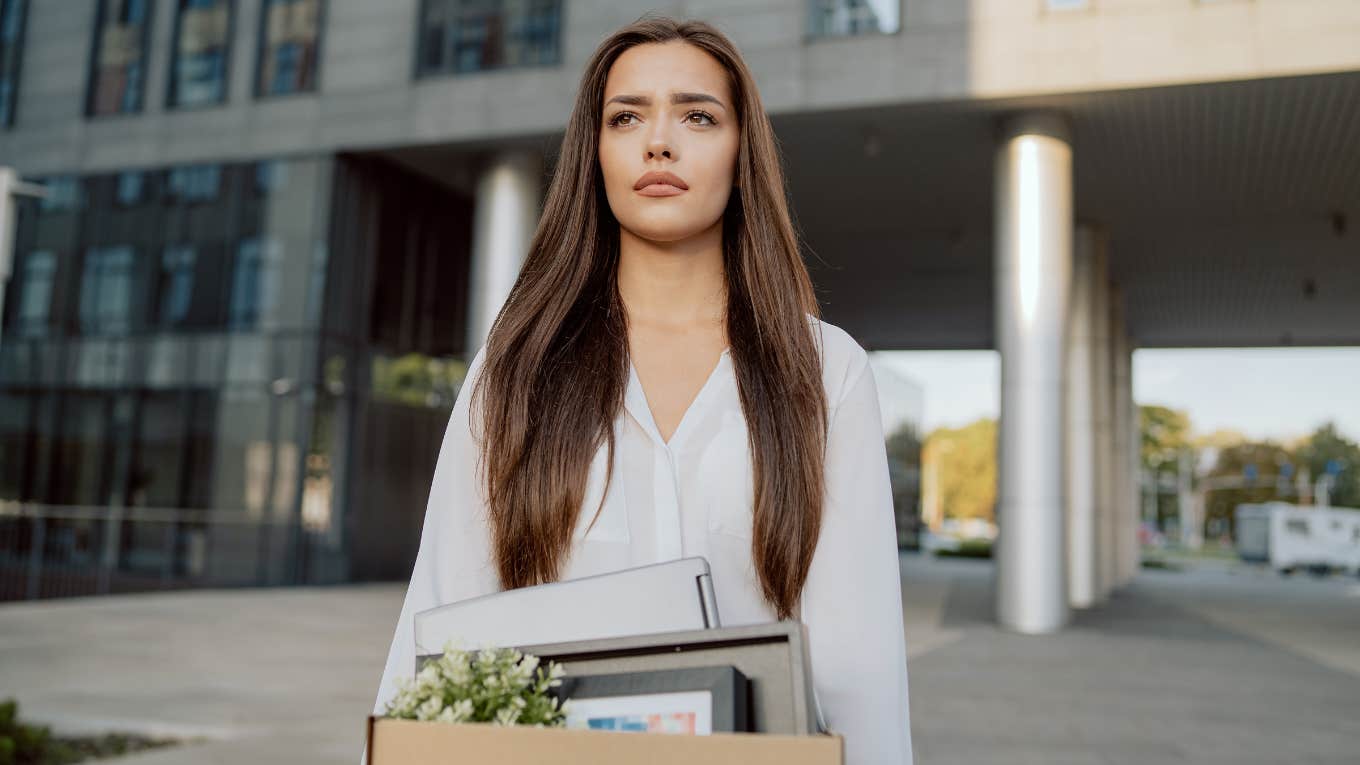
[383,644,567,728]
[416,696,444,722]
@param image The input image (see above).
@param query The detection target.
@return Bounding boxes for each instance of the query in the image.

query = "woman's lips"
[636,184,687,197]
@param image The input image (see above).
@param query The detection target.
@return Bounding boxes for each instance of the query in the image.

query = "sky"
[873,347,1360,443]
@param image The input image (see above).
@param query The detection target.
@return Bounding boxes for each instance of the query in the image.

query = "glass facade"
[87,0,153,116]
[0,0,25,126]
[0,155,476,600]
[256,0,322,96]
[806,0,901,38]
[168,0,233,108]
[416,0,562,77]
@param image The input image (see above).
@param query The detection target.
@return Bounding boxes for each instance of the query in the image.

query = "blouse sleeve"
[367,345,500,717]
[800,349,914,765]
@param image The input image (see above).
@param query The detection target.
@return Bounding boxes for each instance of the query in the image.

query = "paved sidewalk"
[0,555,1356,763]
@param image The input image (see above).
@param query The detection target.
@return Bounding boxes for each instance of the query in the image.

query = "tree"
[1294,422,1360,508]
[1139,405,1193,531]
[1140,405,1191,473]
[884,422,923,548]
[1206,440,1293,537]
[922,419,996,522]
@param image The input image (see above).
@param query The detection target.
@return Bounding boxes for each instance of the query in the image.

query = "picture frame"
[551,665,750,734]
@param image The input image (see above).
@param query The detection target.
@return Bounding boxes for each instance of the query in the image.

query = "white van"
[1234,502,1360,575]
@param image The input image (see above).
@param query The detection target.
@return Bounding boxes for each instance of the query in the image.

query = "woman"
[372,16,912,764]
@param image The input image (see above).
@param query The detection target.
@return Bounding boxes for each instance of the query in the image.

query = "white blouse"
[371,317,913,764]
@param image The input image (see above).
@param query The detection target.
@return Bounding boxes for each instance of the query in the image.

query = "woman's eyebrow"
[604,92,726,109]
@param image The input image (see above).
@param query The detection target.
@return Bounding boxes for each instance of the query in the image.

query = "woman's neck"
[616,223,726,332]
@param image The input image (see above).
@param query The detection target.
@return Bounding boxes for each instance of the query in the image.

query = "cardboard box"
[366,716,844,764]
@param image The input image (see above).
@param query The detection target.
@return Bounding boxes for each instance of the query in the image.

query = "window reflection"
[257,0,321,96]
[417,0,562,76]
[38,176,82,213]
[254,159,289,194]
[228,236,282,330]
[15,250,54,337]
[115,171,145,206]
[130,394,186,509]
[157,245,196,327]
[169,0,232,108]
[166,164,221,203]
[88,0,152,116]
[0,0,27,126]
[0,392,29,499]
[806,0,900,38]
[78,246,135,335]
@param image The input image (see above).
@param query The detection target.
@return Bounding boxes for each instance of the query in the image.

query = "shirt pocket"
[700,409,755,539]
[573,440,631,544]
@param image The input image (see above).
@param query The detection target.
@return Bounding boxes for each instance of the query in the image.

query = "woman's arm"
[369,346,500,717]
[801,349,914,764]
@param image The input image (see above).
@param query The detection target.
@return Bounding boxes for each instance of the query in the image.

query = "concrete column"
[1092,261,1113,603]
[993,113,1073,634]
[1111,302,1134,588]
[1065,225,1100,609]
[1106,286,1128,593]
[466,151,543,357]
[1122,336,1141,586]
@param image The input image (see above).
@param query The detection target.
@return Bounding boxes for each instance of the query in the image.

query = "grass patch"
[935,539,994,559]
[1,699,180,764]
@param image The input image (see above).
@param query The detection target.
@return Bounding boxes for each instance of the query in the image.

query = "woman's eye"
[607,111,716,128]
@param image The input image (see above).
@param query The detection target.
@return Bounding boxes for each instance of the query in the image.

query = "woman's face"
[598,41,740,244]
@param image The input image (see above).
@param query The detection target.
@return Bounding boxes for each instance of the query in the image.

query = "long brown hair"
[470,15,827,620]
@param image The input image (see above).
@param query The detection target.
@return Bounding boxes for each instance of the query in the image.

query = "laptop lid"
[413,556,720,656]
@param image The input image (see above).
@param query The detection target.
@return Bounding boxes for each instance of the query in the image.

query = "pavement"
[1,553,1357,764]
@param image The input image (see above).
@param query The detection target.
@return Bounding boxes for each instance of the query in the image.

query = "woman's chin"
[620,217,721,245]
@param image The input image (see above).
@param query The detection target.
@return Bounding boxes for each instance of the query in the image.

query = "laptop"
[413,556,720,656]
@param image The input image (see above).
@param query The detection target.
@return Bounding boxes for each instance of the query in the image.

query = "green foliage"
[1294,422,1360,508]
[0,699,179,765]
[1140,405,1191,472]
[371,353,469,408]
[1206,440,1293,535]
[936,538,993,559]
[923,419,997,521]
[0,699,78,765]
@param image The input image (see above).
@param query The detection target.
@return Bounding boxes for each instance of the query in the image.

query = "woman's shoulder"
[805,314,872,409]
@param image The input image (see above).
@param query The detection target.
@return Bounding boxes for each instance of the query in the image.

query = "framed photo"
[552,665,749,734]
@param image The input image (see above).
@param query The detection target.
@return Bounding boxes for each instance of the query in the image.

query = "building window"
[256,0,321,96]
[87,0,153,116]
[14,249,54,337]
[0,0,27,127]
[115,170,146,206]
[168,0,233,109]
[806,0,901,38]
[157,245,196,327]
[254,158,289,194]
[78,246,136,335]
[38,176,83,213]
[166,163,221,203]
[416,0,562,77]
[228,237,282,330]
